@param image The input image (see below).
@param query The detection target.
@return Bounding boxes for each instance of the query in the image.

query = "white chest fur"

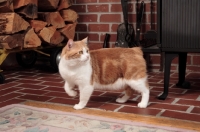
[58,56,92,85]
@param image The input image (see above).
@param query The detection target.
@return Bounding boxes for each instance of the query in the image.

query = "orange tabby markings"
[59,37,149,110]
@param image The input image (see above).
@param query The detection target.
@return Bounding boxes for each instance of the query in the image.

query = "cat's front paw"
[137,102,148,108]
[67,90,77,97]
[116,98,127,103]
[73,104,85,110]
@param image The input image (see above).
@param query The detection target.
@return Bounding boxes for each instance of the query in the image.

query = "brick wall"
[71,0,200,72]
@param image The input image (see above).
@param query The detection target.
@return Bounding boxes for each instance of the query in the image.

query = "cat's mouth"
[81,57,90,62]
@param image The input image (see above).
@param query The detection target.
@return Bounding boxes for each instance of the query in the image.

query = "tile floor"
[0,63,200,123]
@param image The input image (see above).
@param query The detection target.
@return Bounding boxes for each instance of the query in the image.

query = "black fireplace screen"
[157,0,200,51]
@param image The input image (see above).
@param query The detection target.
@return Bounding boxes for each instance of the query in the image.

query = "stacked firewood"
[0,0,78,49]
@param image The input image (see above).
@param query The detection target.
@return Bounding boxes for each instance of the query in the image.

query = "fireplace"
[156,0,200,99]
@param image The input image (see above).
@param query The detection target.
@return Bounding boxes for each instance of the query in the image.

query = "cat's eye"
[86,50,89,53]
[79,51,83,54]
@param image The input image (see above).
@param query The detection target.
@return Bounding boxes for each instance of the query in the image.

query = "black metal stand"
[158,52,190,100]
[176,53,191,88]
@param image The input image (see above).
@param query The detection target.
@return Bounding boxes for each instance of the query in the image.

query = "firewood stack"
[0,0,78,49]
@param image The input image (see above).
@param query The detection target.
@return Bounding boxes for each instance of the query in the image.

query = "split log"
[29,20,47,33]
[38,0,59,11]
[38,26,56,44]
[13,0,37,9]
[50,30,64,45]
[60,9,78,22]
[59,22,77,39]
[57,0,73,11]
[0,13,30,34]
[16,4,38,19]
[0,0,14,13]
[0,34,24,49]
[38,12,65,28]
[24,28,41,48]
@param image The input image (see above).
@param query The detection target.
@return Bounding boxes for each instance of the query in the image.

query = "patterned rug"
[0,102,198,132]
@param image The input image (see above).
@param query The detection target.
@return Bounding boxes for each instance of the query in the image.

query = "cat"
[58,37,149,110]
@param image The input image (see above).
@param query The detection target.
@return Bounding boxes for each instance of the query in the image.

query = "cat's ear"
[82,37,88,44]
[67,39,74,49]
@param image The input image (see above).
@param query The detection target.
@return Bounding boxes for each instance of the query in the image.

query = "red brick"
[145,13,157,24]
[171,56,191,65]
[79,33,99,41]
[186,72,200,78]
[71,5,86,12]
[88,4,109,12]
[111,4,122,12]
[111,4,134,12]
[17,84,46,89]
[100,33,117,42]
[141,23,151,33]
[128,14,137,23]
[168,92,199,100]
[76,24,87,32]
[48,97,78,105]
[92,91,105,96]
[148,78,162,83]
[149,103,189,111]
[147,65,162,72]
[18,95,53,102]
[151,87,185,94]
[88,43,103,50]
[17,89,49,95]
[99,0,119,2]
[192,55,200,65]
[100,14,121,22]
[43,86,64,92]
[0,82,20,90]
[0,99,25,107]
[187,65,200,72]
[15,79,44,84]
[118,106,161,116]
[0,93,24,103]
[148,96,175,104]
[44,91,72,98]
[161,110,200,122]
[99,103,121,111]
[100,92,122,98]
[88,24,109,32]
[150,55,161,64]
[0,87,21,95]
[111,24,118,32]
[86,101,104,108]
[170,65,178,71]
[78,14,98,22]
[176,99,200,107]
[149,82,168,87]
[75,0,97,3]
[90,96,113,102]
[171,57,178,64]
[191,107,200,114]
[40,82,63,87]
[37,77,63,82]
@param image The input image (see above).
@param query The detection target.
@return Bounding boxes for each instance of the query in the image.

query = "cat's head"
[61,37,90,65]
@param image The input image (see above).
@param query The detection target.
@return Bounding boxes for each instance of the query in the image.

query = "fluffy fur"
[59,37,150,110]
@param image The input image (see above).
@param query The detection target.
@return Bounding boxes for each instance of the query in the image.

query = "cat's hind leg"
[64,81,77,97]
[127,77,149,108]
[116,86,133,103]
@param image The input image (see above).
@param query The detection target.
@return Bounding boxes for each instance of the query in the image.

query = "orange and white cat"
[59,37,149,110]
